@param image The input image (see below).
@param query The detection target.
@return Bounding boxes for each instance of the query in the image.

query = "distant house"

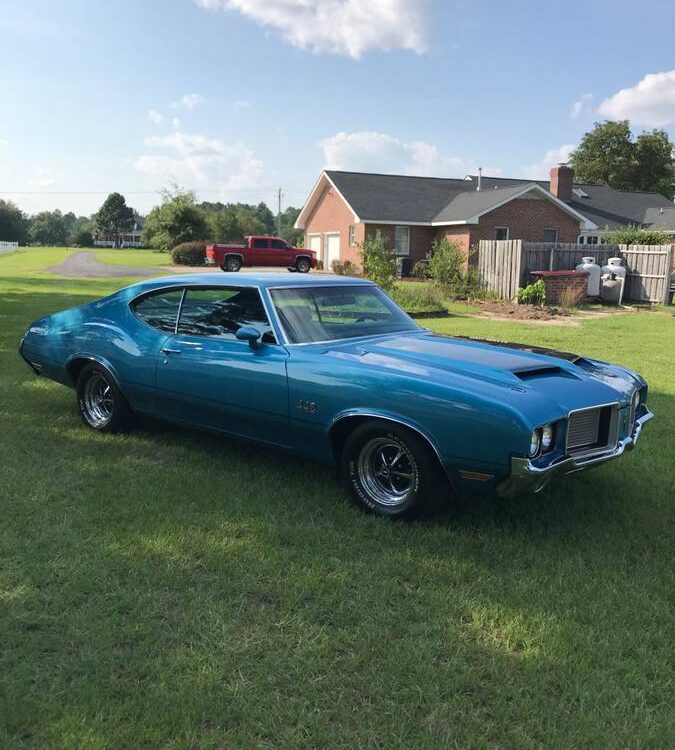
[94,214,145,248]
[295,166,674,268]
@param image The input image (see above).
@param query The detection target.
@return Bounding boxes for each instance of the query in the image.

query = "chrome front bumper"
[497,408,654,498]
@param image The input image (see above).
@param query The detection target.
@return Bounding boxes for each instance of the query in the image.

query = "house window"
[495,227,509,241]
[394,226,410,255]
[543,228,558,243]
[348,225,356,246]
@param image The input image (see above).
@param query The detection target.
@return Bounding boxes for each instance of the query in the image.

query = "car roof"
[127,272,375,294]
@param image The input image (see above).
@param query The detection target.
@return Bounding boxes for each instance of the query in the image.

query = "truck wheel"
[221,256,242,272]
[295,257,311,273]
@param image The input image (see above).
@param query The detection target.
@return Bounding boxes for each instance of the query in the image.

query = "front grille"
[566,405,618,457]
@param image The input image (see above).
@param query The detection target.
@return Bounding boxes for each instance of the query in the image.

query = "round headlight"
[528,429,541,457]
[541,424,555,451]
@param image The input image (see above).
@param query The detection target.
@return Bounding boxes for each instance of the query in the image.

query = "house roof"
[325,170,472,223]
[643,207,675,231]
[464,175,675,230]
[295,170,596,229]
[295,169,674,232]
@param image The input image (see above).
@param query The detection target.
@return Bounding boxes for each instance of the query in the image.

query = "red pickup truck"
[205,236,317,273]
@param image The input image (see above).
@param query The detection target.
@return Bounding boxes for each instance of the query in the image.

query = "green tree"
[0,199,29,243]
[232,204,267,236]
[29,210,68,245]
[359,231,397,292]
[570,121,635,189]
[632,129,675,198]
[255,202,275,234]
[571,121,675,198]
[94,193,134,246]
[279,206,303,245]
[143,189,209,250]
[208,206,244,242]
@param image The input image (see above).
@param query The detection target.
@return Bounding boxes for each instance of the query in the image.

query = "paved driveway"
[48,251,158,278]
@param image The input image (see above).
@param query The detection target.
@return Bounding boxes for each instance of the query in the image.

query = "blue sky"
[1,0,674,216]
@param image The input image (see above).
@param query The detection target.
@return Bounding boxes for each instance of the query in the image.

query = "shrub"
[171,241,206,266]
[359,232,397,292]
[332,259,358,276]
[427,238,463,293]
[605,225,671,246]
[412,260,430,279]
[517,279,546,306]
[390,283,445,313]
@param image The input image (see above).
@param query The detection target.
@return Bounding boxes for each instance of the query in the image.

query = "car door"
[154,285,291,447]
[251,237,271,266]
[269,238,293,267]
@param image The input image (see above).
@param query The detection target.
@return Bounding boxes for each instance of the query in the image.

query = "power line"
[0,188,309,196]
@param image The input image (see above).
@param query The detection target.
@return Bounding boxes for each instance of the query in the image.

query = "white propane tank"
[575,256,601,296]
[600,275,622,304]
[601,257,626,280]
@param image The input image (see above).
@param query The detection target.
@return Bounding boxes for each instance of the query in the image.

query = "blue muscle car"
[19,273,653,518]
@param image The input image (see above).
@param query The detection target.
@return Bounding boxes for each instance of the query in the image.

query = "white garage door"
[308,235,321,255]
[325,233,340,270]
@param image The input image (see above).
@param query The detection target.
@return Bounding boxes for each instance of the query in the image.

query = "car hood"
[321,331,643,416]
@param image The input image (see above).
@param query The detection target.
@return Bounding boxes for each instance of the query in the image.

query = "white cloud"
[320,130,490,178]
[196,0,430,59]
[134,131,266,197]
[171,93,206,109]
[570,93,593,120]
[597,70,675,127]
[0,137,8,147]
[233,99,250,108]
[30,166,56,188]
[172,117,181,129]
[520,144,574,180]
[147,109,164,124]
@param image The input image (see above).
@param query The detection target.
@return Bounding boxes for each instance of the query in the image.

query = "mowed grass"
[1,249,674,749]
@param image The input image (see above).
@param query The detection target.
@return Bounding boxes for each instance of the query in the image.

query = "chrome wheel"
[82,372,114,427]
[296,258,311,273]
[357,437,417,507]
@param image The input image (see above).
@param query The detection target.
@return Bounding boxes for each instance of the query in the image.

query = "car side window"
[270,239,286,250]
[131,289,184,333]
[253,238,268,249]
[177,287,276,343]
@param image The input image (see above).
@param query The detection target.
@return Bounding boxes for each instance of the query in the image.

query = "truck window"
[253,238,268,249]
[270,239,287,250]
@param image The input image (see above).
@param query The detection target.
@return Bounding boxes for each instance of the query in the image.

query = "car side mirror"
[235,325,263,349]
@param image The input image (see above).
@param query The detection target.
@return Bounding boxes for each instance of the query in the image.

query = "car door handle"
[160,347,182,355]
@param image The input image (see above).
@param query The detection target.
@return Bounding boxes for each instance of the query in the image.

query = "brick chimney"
[550,163,573,202]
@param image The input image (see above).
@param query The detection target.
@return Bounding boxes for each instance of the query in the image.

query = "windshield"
[269,285,419,344]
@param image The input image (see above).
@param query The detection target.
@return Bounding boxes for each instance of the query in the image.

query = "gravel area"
[48,251,159,278]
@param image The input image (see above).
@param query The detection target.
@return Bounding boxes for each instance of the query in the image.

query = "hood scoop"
[513,365,574,381]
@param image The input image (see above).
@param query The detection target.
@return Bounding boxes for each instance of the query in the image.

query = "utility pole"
[277,187,283,237]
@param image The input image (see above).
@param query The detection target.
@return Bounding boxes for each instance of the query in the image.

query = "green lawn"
[1,250,673,749]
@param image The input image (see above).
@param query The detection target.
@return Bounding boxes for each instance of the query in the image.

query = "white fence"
[0,241,19,255]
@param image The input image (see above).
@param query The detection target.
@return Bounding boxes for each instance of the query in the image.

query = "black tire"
[340,420,448,519]
[76,363,133,433]
[222,255,242,272]
[295,257,311,273]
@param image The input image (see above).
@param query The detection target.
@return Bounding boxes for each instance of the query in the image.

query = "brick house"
[294,165,674,269]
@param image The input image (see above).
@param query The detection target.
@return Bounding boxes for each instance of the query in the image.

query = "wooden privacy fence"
[478,240,674,303]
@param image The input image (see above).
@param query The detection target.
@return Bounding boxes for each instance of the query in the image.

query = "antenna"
[477,167,482,192]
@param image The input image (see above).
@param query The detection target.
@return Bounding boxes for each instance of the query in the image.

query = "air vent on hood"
[513,366,565,380]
